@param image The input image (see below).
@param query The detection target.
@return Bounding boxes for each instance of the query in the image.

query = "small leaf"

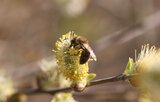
[87,73,96,82]
[124,58,134,75]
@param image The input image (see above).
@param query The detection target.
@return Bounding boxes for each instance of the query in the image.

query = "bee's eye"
[71,38,79,47]
[71,38,76,44]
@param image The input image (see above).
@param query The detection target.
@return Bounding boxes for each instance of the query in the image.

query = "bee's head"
[70,36,88,49]
[70,37,78,47]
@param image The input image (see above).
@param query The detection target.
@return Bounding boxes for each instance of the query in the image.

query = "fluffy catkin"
[54,31,89,84]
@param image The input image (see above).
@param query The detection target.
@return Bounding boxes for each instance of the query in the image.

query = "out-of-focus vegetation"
[0,0,160,102]
[123,44,160,102]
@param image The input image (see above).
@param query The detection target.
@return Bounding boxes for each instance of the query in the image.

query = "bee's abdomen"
[80,49,90,64]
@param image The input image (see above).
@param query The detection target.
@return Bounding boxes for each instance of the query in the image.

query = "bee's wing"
[83,44,97,61]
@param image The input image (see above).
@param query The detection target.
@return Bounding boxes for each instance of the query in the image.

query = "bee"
[70,36,97,64]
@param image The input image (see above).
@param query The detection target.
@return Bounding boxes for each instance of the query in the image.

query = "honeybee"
[70,36,97,64]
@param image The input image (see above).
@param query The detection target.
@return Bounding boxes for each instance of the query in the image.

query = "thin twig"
[23,74,136,95]
[87,74,132,87]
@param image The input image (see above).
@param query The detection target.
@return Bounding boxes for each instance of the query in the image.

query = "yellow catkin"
[54,31,89,84]
[135,44,160,73]
[128,44,160,102]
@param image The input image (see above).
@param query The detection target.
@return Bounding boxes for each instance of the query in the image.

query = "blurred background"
[1,0,160,102]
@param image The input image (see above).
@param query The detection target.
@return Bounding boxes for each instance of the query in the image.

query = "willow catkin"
[54,31,90,86]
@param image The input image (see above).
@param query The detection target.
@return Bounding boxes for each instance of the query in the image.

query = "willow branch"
[87,74,135,87]
[23,74,136,95]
